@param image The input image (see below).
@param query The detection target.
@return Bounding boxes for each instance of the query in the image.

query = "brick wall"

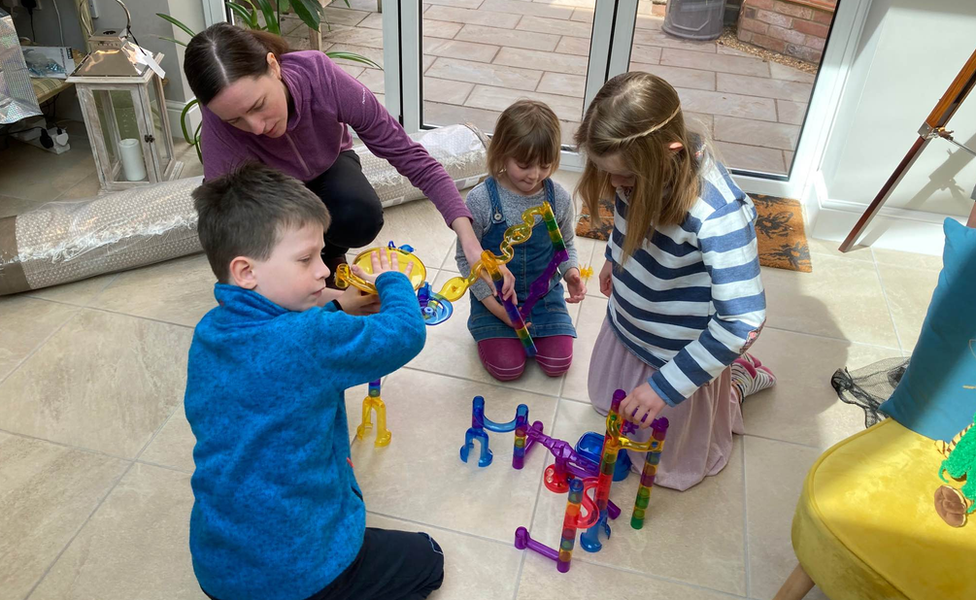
[736,0,835,63]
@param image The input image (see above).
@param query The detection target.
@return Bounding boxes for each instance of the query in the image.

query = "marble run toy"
[336,199,570,354]
[356,379,390,447]
[459,392,669,573]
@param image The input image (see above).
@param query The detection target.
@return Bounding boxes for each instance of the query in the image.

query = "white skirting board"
[804,171,961,257]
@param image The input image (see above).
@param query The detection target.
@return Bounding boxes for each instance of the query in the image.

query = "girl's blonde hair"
[575,72,701,262]
[487,100,562,177]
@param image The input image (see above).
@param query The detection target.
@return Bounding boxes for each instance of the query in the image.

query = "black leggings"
[305,150,385,261]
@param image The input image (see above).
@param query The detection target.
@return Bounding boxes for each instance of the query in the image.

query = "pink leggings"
[477,336,573,381]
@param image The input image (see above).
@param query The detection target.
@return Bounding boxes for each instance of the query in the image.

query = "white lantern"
[68,27,183,192]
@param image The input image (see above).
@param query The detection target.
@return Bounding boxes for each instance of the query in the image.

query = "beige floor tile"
[425,76,476,105]
[358,66,385,93]
[87,254,217,327]
[715,141,785,173]
[325,43,386,68]
[0,194,46,218]
[0,295,78,381]
[687,111,715,135]
[872,247,943,272]
[321,25,385,49]
[537,0,596,8]
[718,73,814,103]
[760,256,899,347]
[561,295,605,401]
[0,141,97,203]
[426,5,522,28]
[55,170,103,200]
[335,0,382,10]
[466,86,584,123]
[631,62,716,90]
[458,24,560,52]
[346,369,557,541]
[554,36,591,56]
[677,88,778,121]
[422,0,483,8]
[714,116,799,151]
[481,0,575,19]
[528,400,747,595]
[140,409,196,473]
[23,273,119,306]
[537,72,586,97]
[634,28,720,54]
[636,13,665,30]
[571,8,593,22]
[806,237,873,262]
[425,101,502,133]
[365,513,522,600]
[631,43,663,64]
[425,39,500,63]
[717,43,754,57]
[421,18,465,39]
[322,5,371,26]
[427,57,542,92]
[875,264,939,353]
[494,47,589,76]
[744,436,830,600]
[777,99,808,126]
[0,433,129,600]
[28,463,204,600]
[743,327,899,448]
[517,556,732,599]
[0,309,192,457]
[351,200,461,276]
[410,271,567,396]
[769,61,817,83]
[784,150,795,170]
[661,47,766,75]
[340,63,366,79]
[517,14,593,37]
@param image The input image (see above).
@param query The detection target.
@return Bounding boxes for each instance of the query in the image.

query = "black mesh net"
[831,357,910,429]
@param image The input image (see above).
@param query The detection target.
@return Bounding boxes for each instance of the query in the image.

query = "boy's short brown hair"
[193,163,331,283]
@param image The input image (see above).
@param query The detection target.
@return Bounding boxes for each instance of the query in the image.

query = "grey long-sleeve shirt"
[454,179,579,301]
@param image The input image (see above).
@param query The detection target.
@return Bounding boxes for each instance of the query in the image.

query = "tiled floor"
[286,0,816,175]
[0,129,940,599]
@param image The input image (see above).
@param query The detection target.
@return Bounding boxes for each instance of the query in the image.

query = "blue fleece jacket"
[183,272,425,600]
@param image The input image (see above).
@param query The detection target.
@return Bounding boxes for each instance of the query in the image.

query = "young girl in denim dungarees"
[455,101,586,381]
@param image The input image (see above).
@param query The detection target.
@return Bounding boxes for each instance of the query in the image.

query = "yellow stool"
[776,418,976,599]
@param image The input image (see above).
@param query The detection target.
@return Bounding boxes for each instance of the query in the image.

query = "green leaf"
[154,35,188,48]
[251,0,280,35]
[226,1,258,29]
[180,99,200,144]
[194,122,203,164]
[290,0,323,33]
[156,13,196,38]
[326,51,381,70]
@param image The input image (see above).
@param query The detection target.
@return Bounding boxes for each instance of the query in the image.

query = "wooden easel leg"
[773,563,815,600]
[838,137,929,252]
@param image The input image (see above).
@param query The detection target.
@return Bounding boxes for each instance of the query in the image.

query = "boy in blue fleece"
[184,164,443,600]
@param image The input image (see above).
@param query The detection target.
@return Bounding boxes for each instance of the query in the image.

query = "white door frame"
[384,0,875,214]
[201,0,227,26]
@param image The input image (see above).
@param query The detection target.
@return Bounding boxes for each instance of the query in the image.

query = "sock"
[739,352,763,369]
[730,356,776,402]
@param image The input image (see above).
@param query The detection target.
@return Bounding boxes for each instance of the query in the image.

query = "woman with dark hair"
[183,23,486,293]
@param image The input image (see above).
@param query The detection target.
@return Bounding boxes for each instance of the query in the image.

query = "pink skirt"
[587,317,744,491]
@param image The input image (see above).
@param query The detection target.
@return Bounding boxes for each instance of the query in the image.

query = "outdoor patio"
[280,0,817,176]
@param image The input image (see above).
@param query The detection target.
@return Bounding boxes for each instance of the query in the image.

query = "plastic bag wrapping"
[0,123,489,295]
[355,122,489,208]
[0,8,42,125]
[0,177,204,295]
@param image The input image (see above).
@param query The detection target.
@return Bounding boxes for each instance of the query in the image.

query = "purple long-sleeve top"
[199,50,472,226]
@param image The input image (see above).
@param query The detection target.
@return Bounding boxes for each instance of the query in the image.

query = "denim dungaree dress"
[467,177,577,343]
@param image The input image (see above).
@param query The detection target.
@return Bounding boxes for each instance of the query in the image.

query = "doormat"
[575,194,812,273]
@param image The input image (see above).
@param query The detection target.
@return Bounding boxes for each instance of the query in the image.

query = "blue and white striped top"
[605,154,766,406]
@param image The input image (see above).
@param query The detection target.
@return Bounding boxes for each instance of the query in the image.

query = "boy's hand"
[338,285,380,315]
[599,259,613,298]
[564,267,586,303]
[359,250,413,284]
[620,382,667,429]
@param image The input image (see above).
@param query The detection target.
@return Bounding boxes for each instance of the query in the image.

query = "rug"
[574,193,812,272]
